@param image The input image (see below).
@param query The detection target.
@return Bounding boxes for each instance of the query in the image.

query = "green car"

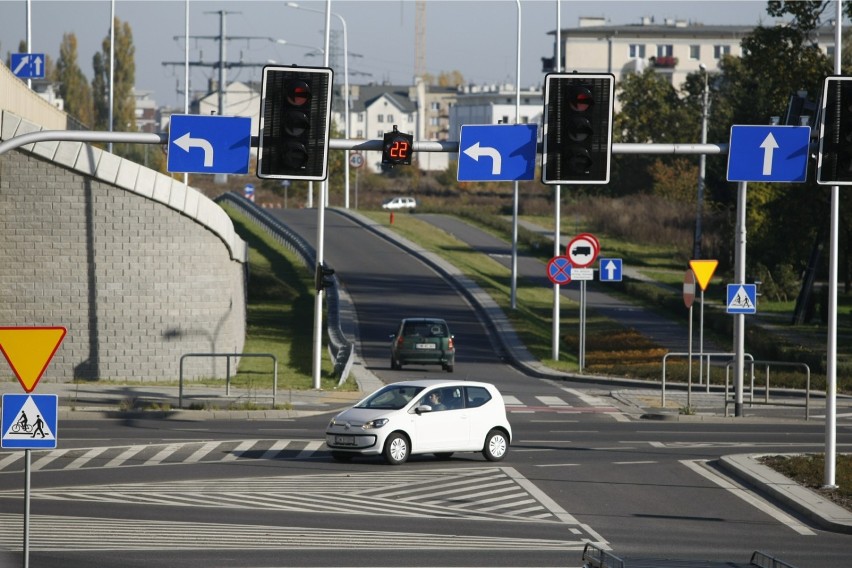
[390,318,455,372]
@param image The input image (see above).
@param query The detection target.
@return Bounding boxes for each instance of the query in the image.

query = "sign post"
[683,269,696,408]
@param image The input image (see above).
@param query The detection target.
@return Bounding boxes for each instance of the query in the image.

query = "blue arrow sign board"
[726,284,757,314]
[458,124,538,182]
[11,53,46,79]
[167,115,251,174]
[727,125,810,183]
[2,394,58,449]
[599,258,622,282]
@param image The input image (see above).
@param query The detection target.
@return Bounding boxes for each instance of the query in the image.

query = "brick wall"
[0,112,247,383]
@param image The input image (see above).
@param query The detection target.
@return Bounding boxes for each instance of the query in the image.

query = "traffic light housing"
[315,262,335,292]
[541,73,614,185]
[817,76,852,185]
[257,65,333,181]
[382,125,414,166]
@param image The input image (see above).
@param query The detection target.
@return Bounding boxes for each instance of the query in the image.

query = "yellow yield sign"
[0,327,67,392]
[689,260,719,292]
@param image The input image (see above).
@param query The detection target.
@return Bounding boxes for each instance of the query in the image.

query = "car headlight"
[328,418,339,428]
[363,418,389,429]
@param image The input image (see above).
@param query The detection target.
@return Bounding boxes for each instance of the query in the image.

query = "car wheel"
[434,452,454,460]
[482,429,508,462]
[331,451,353,462]
[383,433,409,465]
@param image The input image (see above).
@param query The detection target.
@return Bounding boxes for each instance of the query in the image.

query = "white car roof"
[384,379,496,390]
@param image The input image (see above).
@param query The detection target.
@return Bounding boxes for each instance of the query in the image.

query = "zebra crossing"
[502,393,624,417]
[0,466,609,552]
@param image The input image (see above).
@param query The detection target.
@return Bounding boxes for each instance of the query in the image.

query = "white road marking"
[680,459,816,536]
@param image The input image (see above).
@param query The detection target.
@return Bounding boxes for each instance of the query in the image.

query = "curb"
[719,453,852,534]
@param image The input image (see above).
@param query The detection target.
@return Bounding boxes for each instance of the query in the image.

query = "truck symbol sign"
[572,246,592,256]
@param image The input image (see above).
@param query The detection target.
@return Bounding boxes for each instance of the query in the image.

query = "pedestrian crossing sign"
[726,284,757,314]
[1,394,58,449]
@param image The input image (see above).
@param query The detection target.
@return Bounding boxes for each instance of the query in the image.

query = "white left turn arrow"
[760,132,778,176]
[174,132,214,167]
[463,141,502,175]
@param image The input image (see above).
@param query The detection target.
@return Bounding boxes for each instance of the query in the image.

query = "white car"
[325,380,512,465]
[381,196,417,210]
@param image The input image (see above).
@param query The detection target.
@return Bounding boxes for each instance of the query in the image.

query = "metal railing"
[661,351,754,407]
[725,360,811,419]
[178,352,277,409]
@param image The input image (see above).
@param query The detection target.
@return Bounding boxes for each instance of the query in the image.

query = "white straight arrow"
[463,141,502,175]
[760,132,778,175]
[174,132,214,167]
[604,260,617,280]
[32,55,43,77]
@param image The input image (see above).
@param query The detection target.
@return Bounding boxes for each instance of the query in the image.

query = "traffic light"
[257,65,333,181]
[315,262,335,292]
[541,73,614,185]
[817,76,852,185]
[382,125,414,166]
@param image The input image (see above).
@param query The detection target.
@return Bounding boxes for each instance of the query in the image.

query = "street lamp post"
[693,63,709,260]
[286,2,351,209]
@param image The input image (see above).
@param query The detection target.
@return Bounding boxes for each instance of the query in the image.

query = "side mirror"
[415,405,432,414]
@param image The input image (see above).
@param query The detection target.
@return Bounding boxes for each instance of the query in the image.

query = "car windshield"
[356,385,425,410]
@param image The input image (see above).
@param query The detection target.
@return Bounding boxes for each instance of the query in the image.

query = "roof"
[551,23,756,40]
[349,84,416,114]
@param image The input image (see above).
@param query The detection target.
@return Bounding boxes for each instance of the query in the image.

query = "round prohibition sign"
[349,152,364,168]
[547,256,573,285]
[566,233,600,268]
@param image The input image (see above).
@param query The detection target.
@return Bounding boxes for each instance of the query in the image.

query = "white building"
[448,83,544,147]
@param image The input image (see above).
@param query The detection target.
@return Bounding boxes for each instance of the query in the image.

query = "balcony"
[650,56,678,68]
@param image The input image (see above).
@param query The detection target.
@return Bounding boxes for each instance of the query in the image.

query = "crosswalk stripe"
[296,440,323,459]
[222,439,256,461]
[183,440,223,464]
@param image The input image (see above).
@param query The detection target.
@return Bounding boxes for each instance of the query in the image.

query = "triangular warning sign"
[689,259,719,292]
[0,327,67,393]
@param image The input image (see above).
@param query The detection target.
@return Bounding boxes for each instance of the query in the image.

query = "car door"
[412,387,470,452]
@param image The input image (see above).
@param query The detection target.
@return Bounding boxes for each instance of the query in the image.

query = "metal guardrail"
[581,543,798,568]
[178,352,277,409]
[661,352,754,407]
[214,193,354,382]
[724,360,811,419]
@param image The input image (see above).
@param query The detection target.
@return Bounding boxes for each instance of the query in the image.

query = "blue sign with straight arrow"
[727,125,810,183]
[457,124,538,182]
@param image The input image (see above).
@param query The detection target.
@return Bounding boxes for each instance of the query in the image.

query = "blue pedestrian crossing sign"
[727,125,810,183]
[167,114,251,174]
[599,258,622,282]
[726,284,757,314]
[2,394,58,449]
[458,124,538,182]
[11,53,46,79]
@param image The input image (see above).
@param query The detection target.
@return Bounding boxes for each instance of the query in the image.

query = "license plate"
[415,343,436,349]
[334,435,355,446]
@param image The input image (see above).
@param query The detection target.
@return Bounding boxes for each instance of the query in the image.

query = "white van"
[381,197,417,210]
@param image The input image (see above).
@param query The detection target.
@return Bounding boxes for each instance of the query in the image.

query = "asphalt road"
[1,208,850,567]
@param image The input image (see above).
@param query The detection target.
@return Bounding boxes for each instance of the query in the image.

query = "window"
[690,45,700,60]
[387,114,394,122]
[657,44,673,57]
[376,130,383,138]
[358,112,364,121]
[356,130,363,138]
[465,386,492,408]
[714,45,731,59]
[430,117,440,126]
[377,114,384,123]
[408,113,414,123]
[431,101,441,111]
[629,44,646,58]
[501,115,509,124]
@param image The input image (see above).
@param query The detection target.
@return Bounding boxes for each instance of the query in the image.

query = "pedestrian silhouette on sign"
[31,415,45,438]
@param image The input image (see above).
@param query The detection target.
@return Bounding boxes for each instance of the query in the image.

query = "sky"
[0,0,779,108]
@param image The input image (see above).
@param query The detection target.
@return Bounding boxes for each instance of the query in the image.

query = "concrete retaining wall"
[0,110,247,383]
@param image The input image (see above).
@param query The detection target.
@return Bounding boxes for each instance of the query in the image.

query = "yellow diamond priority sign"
[0,327,67,393]
[688,260,719,292]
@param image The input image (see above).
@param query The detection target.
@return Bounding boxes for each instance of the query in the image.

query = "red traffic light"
[285,80,312,106]
[568,86,594,112]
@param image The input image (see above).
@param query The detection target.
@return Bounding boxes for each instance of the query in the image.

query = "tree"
[92,18,138,159]
[54,33,94,128]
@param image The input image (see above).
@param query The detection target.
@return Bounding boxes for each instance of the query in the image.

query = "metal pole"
[184,0,190,187]
[694,65,708,259]
[733,181,747,416]
[510,0,521,310]
[337,13,350,209]
[26,0,32,90]
[552,0,562,360]
[688,304,693,409]
[23,449,31,568]
[700,288,705,390]
[824,0,842,489]
[108,0,115,153]
[312,0,332,390]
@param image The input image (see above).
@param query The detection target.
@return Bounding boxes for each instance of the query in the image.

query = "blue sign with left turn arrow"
[167,115,251,174]
[458,124,538,182]
[727,125,810,183]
